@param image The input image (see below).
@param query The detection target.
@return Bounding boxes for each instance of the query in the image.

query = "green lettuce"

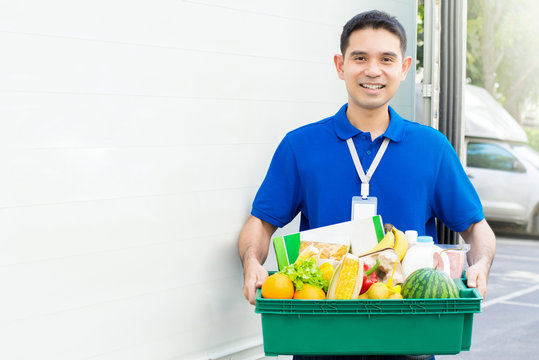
[279,258,329,292]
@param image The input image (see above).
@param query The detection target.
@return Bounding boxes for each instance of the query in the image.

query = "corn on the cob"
[326,254,364,299]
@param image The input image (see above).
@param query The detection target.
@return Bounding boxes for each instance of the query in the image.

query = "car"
[465,138,539,234]
[415,84,539,234]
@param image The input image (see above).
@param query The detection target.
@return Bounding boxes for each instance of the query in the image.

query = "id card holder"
[351,196,377,220]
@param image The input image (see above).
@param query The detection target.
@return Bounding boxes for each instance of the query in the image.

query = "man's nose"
[364,61,382,77]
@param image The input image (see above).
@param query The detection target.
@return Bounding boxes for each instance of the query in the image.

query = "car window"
[511,144,539,170]
[467,142,525,172]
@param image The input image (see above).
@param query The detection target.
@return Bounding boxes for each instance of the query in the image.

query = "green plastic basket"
[255,275,482,356]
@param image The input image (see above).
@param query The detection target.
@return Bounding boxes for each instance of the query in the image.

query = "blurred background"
[417,0,539,238]
[463,0,539,237]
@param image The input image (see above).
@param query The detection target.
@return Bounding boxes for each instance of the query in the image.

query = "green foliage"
[494,1,539,105]
[466,0,539,120]
[525,128,539,152]
[465,16,483,86]
[416,0,424,70]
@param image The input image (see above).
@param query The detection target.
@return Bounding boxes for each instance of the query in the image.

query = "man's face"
[334,28,412,111]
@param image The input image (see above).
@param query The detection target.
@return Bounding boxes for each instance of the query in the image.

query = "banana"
[361,230,395,255]
[391,227,409,261]
[359,224,409,261]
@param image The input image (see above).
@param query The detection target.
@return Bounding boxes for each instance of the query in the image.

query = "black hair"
[340,10,407,57]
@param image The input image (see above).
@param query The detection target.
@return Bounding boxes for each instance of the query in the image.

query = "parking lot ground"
[438,236,539,359]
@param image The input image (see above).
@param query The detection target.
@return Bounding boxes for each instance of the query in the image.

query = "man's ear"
[400,56,413,81]
[334,54,345,80]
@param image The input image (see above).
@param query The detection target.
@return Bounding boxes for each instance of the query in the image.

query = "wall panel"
[0,1,416,358]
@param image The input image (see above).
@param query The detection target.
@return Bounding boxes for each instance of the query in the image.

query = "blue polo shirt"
[251,104,484,240]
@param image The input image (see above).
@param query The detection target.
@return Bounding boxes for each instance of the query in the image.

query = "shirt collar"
[334,103,406,142]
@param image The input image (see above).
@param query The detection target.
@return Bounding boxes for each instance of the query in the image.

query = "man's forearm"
[460,219,496,268]
[238,215,277,304]
[459,219,496,298]
[238,215,276,268]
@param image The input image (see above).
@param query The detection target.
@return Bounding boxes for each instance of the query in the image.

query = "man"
[238,10,495,354]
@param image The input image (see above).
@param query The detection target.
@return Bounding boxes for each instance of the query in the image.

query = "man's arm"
[459,219,496,299]
[238,215,277,305]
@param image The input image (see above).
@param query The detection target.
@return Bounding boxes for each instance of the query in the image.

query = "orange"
[319,262,335,281]
[293,284,326,300]
[261,273,294,299]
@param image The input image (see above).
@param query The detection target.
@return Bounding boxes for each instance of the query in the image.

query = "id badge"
[351,196,377,220]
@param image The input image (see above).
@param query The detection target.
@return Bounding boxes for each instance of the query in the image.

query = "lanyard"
[346,137,390,199]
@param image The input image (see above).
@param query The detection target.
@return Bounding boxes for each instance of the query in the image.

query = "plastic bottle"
[401,236,450,279]
[405,230,418,250]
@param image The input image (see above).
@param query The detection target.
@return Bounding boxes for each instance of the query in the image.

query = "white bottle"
[401,236,450,279]
[405,230,418,250]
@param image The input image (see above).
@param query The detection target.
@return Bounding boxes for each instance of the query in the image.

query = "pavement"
[438,235,539,359]
[272,234,539,360]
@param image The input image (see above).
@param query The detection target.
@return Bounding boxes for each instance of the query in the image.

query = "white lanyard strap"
[346,137,390,199]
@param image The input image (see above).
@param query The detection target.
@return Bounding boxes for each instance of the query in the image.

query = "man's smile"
[360,83,385,90]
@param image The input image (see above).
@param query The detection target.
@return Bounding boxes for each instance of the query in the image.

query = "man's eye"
[355,56,366,61]
[382,57,393,62]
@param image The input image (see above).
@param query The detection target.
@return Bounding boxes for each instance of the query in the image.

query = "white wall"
[0,1,415,359]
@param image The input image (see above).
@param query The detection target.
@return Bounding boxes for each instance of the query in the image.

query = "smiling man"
[238,10,495,359]
[334,25,411,140]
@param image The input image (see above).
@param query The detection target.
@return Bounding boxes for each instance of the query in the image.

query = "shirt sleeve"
[432,137,485,232]
[251,135,303,228]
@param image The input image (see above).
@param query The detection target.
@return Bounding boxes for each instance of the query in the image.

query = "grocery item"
[357,224,408,264]
[279,257,329,292]
[274,217,383,271]
[298,240,349,262]
[319,262,335,281]
[385,253,402,292]
[360,248,405,286]
[363,280,401,300]
[347,215,386,254]
[391,226,409,261]
[261,273,295,299]
[401,267,460,299]
[359,259,379,294]
[294,244,321,265]
[360,230,395,255]
[358,292,369,299]
[326,254,364,299]
[293,284,326,300]
[401,236,450,279]
[364,253,403,299]
[405,230,418,249]
[366,282,390,299]
[437,244,470,279]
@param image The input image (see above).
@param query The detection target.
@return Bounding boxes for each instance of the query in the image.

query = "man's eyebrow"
[381,51,399,58]
[349,50,367,57]
[348,50,400,58]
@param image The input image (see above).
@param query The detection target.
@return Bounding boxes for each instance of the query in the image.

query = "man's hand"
[460,219,496,300]
[242,258,269,305]
[465,259,490,299]
[238,215,277,305]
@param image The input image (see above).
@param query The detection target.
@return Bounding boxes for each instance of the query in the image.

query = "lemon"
[319,262,335,281]
[367,282,390,299]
